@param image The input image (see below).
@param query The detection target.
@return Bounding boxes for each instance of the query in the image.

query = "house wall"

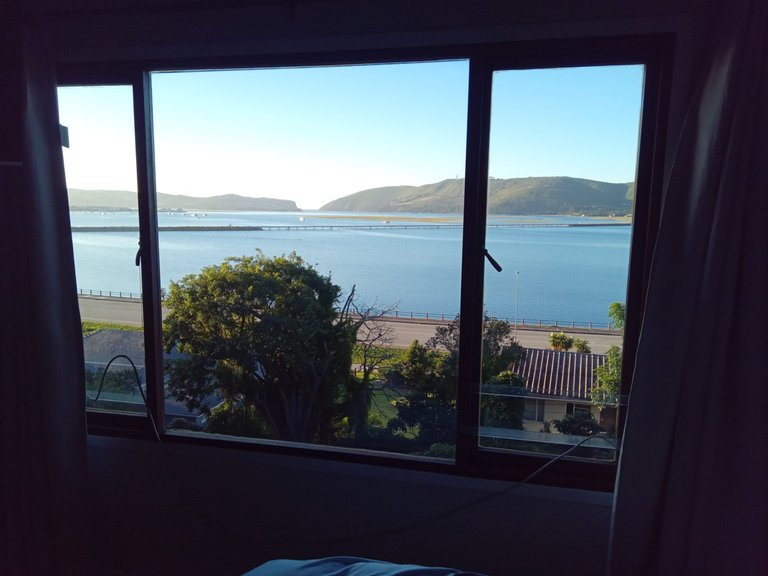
[544,401,567,427]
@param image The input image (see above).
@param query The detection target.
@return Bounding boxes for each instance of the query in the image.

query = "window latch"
[484,248,502,272]
[135,240,141,267]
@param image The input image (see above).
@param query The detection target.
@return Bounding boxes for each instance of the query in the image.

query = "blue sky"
[58,61,643,210]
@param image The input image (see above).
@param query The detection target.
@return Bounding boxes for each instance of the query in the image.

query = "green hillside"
[67,189,300,212]
[321,177,634,215]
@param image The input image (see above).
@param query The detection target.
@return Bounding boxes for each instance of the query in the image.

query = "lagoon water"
[69,211,631,326]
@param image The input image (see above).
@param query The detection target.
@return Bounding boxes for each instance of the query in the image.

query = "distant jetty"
[72,222,631,233]
[72,225,264,232]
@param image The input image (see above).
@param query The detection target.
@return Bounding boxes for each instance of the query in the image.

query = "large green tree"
[389,316,527,449]
[163,252,356,443]
[388,340,455,448]
[481,370,526,429]
[426,314,525,383]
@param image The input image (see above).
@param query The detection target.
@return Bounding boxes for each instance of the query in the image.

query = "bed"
[243,556,488,575]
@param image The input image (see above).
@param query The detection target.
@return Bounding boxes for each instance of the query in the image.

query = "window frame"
[59,34,673,491]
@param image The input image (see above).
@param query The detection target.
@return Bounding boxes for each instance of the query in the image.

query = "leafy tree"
[390,316,528,449]
[481,370,525,429]
[487,370,525,387]
[573,338,592,353]
[552,412,602,436]
[388,340,455,447]
[427,314,525,383]
[609,302,626,330]
[549,331,574,351]
[205,402,267,437]
[592,345,622,409]
[400,340,444,389]
[163,252,356,443]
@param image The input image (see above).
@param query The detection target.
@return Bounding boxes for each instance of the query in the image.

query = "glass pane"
[151,62,468,458]
[58,85,148,415]
[479,65,643,460]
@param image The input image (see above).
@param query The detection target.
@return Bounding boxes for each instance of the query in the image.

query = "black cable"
[86,352,614,544]
[88,354,163,444]
[300,433,618,546]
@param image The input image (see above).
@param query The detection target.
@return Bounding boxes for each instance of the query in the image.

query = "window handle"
[484,248,502,272]
[135,240,141,267]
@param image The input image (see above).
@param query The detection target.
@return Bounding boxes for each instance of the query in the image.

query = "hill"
[67,189,300,212]
[320,177,634,215]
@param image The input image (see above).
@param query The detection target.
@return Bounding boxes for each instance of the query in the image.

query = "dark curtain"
[609,1,768,574]
[1,22,92,576]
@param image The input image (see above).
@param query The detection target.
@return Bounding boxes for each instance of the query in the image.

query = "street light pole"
[515,270,520,339]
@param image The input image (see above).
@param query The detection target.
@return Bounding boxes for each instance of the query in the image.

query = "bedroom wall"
[38,2,711,575]
[34,0,701,62]
[88,435,613,576]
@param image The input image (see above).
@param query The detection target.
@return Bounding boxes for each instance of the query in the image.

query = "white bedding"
[243,556,488,576]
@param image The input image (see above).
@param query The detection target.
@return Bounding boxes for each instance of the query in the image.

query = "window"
[523,399,545,422]
[58,84,149,417]
[478,63,643,462]
[566,403,594,417]
[59,36,671,489]
[149,63,468,454]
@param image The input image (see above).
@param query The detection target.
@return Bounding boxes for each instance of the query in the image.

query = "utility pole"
[515,270,520,339]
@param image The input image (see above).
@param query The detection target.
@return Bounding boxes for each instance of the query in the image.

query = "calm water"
[69,211,631,326]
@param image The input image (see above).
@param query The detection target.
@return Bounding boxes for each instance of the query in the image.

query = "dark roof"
[514,348,607,401]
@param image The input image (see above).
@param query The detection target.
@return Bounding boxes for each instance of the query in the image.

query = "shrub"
[549,331,574,351]
[573,338,592,353]
[552,412,602,436]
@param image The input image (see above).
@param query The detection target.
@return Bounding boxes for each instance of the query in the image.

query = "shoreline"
[71,221,631,233]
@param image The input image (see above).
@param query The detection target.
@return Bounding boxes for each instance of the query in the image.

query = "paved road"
[379,318,622,353]
[79,296,146,325]
[78,295,622,353]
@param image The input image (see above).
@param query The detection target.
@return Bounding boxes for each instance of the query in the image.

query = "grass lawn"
[82,320,143,336]
[369,386,402,421]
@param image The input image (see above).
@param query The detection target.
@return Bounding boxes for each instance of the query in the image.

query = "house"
[482,348,609,432]
[515,348,607,432]
[3,1,765,576]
